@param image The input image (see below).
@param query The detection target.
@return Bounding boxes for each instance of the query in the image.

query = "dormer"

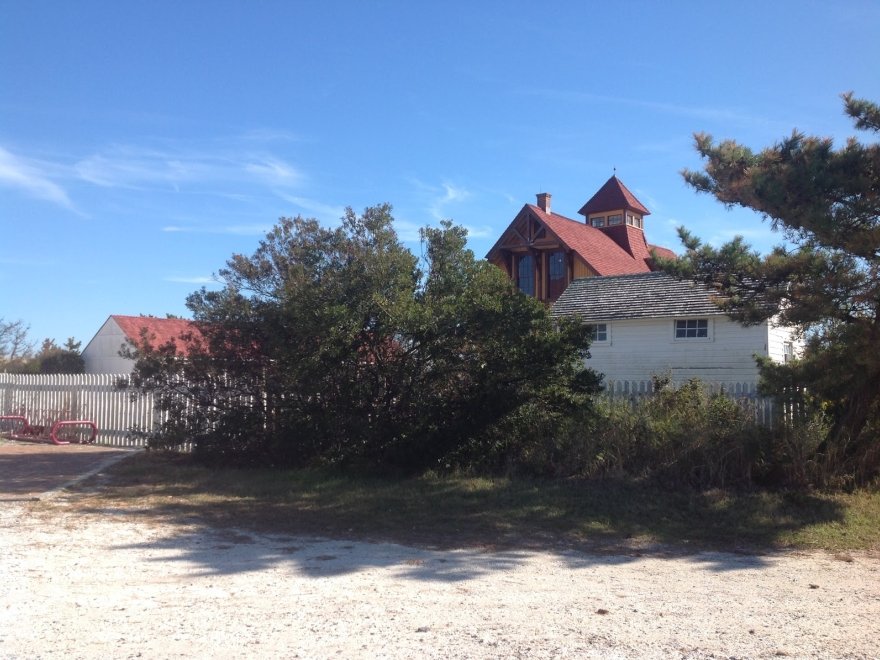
[578,175,650,231]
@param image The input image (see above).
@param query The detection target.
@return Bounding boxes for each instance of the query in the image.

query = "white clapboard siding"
[586,317,779,383]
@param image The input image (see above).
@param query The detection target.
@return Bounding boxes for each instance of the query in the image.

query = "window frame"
[673,318,711,341]
[586,322,609,343]
[590,216,605,228]
[517,254,536,296]
[607,214,623,226]
[548,251,565,282]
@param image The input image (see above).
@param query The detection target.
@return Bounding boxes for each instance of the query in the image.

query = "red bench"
[50,420,98,445]
[0,415,98,445]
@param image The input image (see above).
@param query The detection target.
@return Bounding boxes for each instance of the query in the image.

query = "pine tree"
[663,94,880,482]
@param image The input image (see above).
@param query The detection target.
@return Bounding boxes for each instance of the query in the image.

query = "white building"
[551,272,798,387]
[82,315,198,374]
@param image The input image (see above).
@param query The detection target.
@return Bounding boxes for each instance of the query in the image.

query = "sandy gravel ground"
[1,497,878,660]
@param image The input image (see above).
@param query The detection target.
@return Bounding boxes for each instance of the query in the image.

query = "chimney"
[536,192,551,214]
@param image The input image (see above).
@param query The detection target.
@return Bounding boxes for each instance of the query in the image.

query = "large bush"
[125,206,600,472]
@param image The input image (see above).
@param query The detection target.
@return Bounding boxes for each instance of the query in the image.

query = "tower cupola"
[578,175,650,231]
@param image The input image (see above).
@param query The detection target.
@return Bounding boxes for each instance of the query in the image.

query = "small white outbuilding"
[551,272,799,387]
[81,315,199,374]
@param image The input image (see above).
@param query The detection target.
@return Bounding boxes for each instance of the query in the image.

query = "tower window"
[607,214,623,226]
[590,216,605,227]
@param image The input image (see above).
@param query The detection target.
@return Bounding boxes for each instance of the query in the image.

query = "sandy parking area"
[0,441,135,500]
[1,493,877,659]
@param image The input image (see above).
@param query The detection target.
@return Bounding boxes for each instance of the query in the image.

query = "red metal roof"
[111,315,202,356]
[577,175,651,217]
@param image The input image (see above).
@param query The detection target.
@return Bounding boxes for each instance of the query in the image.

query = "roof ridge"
[551,272,723,321]
[525,204,581,224]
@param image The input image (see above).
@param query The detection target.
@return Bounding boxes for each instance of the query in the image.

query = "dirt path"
[1,495,877,659]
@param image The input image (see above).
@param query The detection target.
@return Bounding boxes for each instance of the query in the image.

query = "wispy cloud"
[636,190,662,214]
[0,146,76,210]
[74,150,201,189]
[164,275,221,285]
[460,224,492,239]
[409,178,473,220]
[275,193,346,222]
[162,224,272,236]
[243,157,301,186]
[73,145,303,191]
[520,89,778,129]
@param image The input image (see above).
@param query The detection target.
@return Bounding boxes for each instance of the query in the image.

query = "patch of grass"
[70,452,880,553]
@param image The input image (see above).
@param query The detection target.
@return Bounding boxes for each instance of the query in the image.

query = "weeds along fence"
[0,373,155,447]
[604,379,778,427]
[0,373,783,448]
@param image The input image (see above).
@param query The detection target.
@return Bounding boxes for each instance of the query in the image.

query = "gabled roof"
[550,272,725,322]
[528,205,656,275]
[578,175,651,217]
[486,176,674,278]
[110,315,202,356]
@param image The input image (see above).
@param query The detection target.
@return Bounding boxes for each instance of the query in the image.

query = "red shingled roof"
[578,175,651,217]
[649,244,677,262]
[486,176,676,279]
[528,205,656,275]
[111,315,202,356]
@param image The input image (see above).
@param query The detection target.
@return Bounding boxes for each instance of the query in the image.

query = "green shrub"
[515,379,770,488]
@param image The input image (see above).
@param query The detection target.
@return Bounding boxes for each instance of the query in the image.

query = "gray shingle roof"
[550,272,725,321]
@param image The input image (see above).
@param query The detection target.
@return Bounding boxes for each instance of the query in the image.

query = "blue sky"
[2,0,879,347]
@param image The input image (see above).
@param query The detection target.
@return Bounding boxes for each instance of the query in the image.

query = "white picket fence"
[0,373,156,447]
[0,374,781,448]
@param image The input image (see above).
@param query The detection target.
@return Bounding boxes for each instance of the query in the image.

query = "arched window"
[517,254,535,296]
[548,251,566,300]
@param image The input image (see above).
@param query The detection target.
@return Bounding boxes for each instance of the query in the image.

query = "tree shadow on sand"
[64,454,851,580]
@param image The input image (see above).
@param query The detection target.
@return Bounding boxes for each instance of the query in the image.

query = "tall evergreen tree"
[662,94,880,481]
